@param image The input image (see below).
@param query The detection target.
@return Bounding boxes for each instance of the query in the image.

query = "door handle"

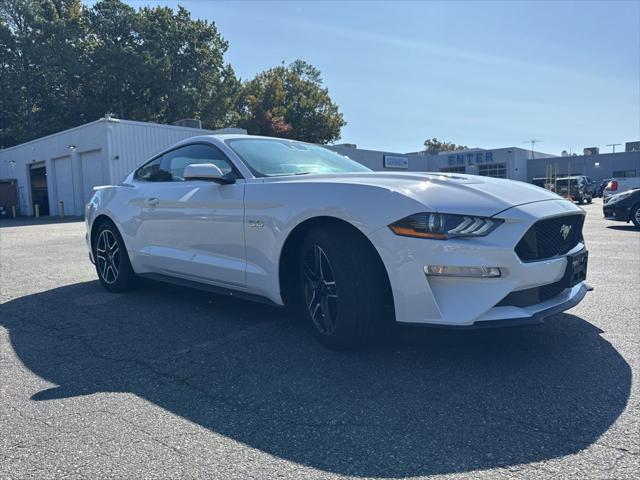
[144,197,159,207]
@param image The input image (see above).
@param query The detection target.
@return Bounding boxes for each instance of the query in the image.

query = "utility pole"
[606,143,621,153]
[523,140,543,160]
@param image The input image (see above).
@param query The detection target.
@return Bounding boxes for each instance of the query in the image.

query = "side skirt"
[139,273,280,307]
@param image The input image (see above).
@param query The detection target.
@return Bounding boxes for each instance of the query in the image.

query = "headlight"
[606,191,632,205]
[389,213,503,239]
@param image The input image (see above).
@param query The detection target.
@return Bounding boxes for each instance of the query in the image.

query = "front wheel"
[631,204,640,227]
[93,221,137,292]
[297,225,391,350]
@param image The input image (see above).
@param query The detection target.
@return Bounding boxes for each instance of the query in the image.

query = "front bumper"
[369,199,590,326]
[603,203,631,222]
[407,282,593,329]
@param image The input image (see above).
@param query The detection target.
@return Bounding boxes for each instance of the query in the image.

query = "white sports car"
[85,135,591,349]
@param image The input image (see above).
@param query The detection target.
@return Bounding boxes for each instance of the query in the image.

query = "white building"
[0,117,244,216]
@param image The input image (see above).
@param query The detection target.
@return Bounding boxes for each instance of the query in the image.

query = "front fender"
[243,181,424,303]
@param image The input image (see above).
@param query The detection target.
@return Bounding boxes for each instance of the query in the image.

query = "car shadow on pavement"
[606,224,640,231]
[1,280,631,477]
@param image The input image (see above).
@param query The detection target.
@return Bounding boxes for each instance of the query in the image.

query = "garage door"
[81,150,105,203]
[54,156,75,214]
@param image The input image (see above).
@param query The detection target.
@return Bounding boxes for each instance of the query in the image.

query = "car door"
[134,143,246,287]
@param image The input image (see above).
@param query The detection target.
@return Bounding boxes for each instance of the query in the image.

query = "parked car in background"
[603,177,640,201]
[85,134,591,349]
[597,178,612,198]
[555,176,593,204]
[603,188,640,227]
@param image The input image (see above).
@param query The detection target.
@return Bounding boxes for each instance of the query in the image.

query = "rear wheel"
[297,225,391,350]
[631,204,640,227]
[93,221,137,292]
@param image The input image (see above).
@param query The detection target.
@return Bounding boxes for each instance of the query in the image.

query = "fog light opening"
[424,265,502,278]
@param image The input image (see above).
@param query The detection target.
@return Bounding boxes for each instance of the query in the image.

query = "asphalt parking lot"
[1,199,638,479]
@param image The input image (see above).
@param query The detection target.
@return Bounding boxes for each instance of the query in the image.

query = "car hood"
[264,172,567,217]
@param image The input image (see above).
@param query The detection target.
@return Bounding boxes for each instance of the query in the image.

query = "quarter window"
[134,156,169,182]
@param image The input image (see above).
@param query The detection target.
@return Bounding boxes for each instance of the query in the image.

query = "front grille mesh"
[515,214,584,262]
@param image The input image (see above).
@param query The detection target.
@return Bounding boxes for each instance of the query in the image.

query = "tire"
[93,221,137,292]
[587,196,592,204]
[296,225,391,350]
[631,204,640,228]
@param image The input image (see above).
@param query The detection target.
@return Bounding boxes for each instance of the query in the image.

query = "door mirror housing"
[183,164,235,184]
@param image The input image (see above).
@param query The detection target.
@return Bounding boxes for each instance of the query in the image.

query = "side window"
[162,144,236,181]
[134,156,172,182]
[134,144,236,182]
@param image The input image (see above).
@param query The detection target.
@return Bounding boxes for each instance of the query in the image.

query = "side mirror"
[183,163,235,184]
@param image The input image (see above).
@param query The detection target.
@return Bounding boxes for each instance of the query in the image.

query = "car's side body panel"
[133,180,246,287]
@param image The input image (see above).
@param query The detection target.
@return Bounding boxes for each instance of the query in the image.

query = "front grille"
[496,280,567,308]
[515,214,584,262]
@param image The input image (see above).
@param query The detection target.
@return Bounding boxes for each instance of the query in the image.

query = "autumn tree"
[240,60,345,144]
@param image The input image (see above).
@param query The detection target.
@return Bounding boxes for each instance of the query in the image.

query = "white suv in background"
[604,177,640,202]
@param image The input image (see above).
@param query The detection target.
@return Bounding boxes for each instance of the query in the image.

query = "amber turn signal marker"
[389,226,447,239]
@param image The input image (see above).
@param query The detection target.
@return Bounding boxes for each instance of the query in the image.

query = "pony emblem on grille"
[560,224,572,240]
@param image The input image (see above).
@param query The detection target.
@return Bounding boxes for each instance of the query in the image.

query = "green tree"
[85,0,240,129]
[0,3,344,148]
[240,60,345,143]
[135,4,241,128]
[423,137,468,154]
[0,0,87,147]
[0,0,241,147]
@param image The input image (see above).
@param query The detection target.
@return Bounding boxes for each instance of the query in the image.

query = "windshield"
[225,138,371,177]
[556,179,578,187]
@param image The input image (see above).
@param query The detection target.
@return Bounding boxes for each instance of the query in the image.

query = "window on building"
[448,155,455,166]
[612,170,637,178]
[466,153,474,164]
[485,151,493,162]
[456,154,464,165]
[476,152,484,163]
[478,163,507,178]
[441,166,466,173]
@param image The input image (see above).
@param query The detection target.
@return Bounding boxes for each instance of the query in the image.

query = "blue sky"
[114,1,638,155]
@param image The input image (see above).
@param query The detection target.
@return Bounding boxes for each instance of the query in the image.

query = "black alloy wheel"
[302,244,339,336]
[93,221,137,292]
